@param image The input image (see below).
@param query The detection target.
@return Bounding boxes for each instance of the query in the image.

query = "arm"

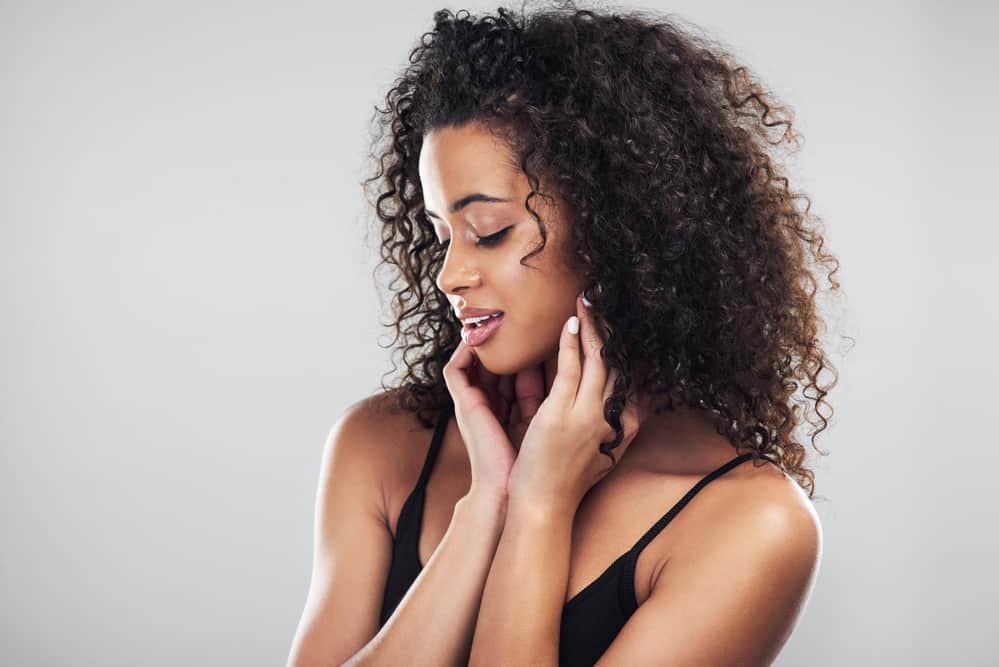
[347,490,508,667]
[285,399,508,667]
[469,487,821,667]
[470,298,639,665]
[469,495,573,666]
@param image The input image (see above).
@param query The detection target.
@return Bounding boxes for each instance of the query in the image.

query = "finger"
[477,361,503,415]
[514,363,545,422]
[550,313,583,408]
[444,339,475,384]
[576,294,608,406]
[443,341,489,409]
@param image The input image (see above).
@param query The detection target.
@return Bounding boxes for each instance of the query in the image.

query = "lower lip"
[462,313,504,347]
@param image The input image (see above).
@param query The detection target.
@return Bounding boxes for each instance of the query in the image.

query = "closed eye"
[439,226,512,250]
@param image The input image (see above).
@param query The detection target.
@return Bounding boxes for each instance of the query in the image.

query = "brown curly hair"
[361,1,846,499]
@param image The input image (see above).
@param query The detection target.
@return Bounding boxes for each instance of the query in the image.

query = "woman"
[288,3,841,666]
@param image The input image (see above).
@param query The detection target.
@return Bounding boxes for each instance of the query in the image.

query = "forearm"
[469,496,575,666]
[343,490,508,667]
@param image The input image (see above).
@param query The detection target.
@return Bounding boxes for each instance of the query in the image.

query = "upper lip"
[455,306,504,321]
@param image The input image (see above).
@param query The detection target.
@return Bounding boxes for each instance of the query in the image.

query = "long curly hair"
[362,1,846,499]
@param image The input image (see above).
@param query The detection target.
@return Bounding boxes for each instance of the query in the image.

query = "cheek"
[521,284,575,335]
[497,230,580,314]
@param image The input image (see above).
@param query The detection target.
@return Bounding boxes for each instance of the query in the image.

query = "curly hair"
[361,1,846,499]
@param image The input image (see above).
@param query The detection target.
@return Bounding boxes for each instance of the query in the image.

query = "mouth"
[461,312,504,347]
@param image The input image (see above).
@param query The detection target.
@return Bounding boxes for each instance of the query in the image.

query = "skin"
[420,119,732,467]
[416,120,822,666]
[421,121,582,400]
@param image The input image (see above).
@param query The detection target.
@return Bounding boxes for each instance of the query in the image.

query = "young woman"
[288,4,841,666]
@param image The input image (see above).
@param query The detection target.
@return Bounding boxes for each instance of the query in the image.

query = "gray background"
[3,1,996,665]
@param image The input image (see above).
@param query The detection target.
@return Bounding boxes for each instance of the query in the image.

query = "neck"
[536,351,730,472]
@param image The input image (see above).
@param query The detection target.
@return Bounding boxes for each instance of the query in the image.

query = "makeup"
[462,312,504,346]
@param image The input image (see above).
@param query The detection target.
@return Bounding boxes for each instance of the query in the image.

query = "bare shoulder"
[671,455,822,587]
[328,389,437,516]
[339,389,433,453]
[712,457,820,553]
[606,458,823,665]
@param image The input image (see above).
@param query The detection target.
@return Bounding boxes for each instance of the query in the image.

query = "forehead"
[418,123,522,209]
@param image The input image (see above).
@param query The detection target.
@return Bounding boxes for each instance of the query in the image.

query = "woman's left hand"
[506,294,650,514]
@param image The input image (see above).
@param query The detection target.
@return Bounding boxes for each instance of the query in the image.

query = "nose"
[435,242,481,296]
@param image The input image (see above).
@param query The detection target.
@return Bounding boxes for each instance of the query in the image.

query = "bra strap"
[414,402,452,490]
[630,452,756,555]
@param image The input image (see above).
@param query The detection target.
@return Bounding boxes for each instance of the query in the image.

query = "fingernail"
[567,315,579,334]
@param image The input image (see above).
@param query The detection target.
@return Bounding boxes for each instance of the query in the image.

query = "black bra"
[378,402,757,665]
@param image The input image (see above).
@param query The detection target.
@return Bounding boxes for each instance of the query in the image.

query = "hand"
[444,337,550,496]
[506,294,651,513]
[453,333,549,456]
[480,361,547,454]
[442,338,518,500]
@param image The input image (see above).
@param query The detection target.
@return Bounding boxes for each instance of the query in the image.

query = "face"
[419,121,584,376]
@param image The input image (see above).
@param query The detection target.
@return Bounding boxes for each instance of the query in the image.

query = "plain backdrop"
[3,1,997,665]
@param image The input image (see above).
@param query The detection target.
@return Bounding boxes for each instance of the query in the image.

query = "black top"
[378,402,757,666]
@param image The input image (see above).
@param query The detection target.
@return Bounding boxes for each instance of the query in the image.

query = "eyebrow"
[424,193,512,221]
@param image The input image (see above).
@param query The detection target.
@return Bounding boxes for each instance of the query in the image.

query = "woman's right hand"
[442,340,517,501]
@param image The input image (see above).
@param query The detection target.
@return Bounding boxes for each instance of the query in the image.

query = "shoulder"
[321,389,435,516]
[590,448,822,664]
[714,456,819,554]
[332,389,430,444]
[597,460,822,665]
[329,389,433,454]
[671,456,822,590]
[640,459,820,660]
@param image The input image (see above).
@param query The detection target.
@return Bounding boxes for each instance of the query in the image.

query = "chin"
[473,348,521,376]
[475,339,553,377]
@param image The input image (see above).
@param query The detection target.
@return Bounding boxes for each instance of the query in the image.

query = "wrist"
[460,485,510,514]
[508,491,579,524]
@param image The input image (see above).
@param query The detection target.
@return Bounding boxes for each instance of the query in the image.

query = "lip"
[461,312,504,347]
[455,306,504,321]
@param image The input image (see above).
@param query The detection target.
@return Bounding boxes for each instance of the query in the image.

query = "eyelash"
[439,226,512,250]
